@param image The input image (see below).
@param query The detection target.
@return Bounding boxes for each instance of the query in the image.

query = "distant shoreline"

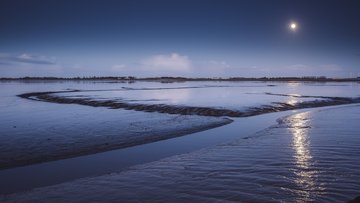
[1,76,360,82]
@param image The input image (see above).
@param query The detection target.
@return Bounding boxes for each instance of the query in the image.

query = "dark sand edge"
[18,90,360,118]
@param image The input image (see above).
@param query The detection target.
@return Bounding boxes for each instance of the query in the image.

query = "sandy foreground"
[0,105,231,169]
[2,105,359,202]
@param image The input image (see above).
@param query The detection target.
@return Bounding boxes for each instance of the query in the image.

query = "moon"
[290,23,297,31]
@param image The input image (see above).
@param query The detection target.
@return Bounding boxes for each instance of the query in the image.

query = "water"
[0,109,294,194]
[0,80,359,201]
[3,105,359,202]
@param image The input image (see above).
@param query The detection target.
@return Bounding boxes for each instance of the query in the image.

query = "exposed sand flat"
[3,105,359,202]
[0,105,231,169]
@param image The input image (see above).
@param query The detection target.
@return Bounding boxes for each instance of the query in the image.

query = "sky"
[0,0,359,78]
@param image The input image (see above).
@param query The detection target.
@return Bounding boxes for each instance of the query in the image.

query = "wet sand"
[0,105,231,170]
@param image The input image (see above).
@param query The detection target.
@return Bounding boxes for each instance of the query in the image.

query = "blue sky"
[0,0,359,77]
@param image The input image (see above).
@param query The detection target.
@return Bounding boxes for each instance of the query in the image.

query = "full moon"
[290,23,297,30]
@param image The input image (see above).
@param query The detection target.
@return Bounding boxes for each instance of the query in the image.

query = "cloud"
[208,60,230,68]
[0,53,56,65]
[287,64,309,70]
[281,63,345,77]
[141,53,191,71]
[319,64,343,71]
[0,53,63,77]
[189,60,231,77]
[286,64,343,72]
[0,61,11,65]
[111,64,126,71]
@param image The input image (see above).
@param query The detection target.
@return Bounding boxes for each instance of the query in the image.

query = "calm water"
[0,81,359,201]
[2,105,360,202]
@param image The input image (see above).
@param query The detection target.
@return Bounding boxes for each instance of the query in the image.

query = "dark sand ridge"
[18,90,360,118]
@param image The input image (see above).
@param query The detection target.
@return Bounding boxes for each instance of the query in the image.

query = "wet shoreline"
[0,116,231,170]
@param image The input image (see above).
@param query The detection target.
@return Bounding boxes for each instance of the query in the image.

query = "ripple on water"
[3,105,360,202]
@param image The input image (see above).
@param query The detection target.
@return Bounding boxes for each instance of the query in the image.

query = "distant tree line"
[1,76,359,82]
